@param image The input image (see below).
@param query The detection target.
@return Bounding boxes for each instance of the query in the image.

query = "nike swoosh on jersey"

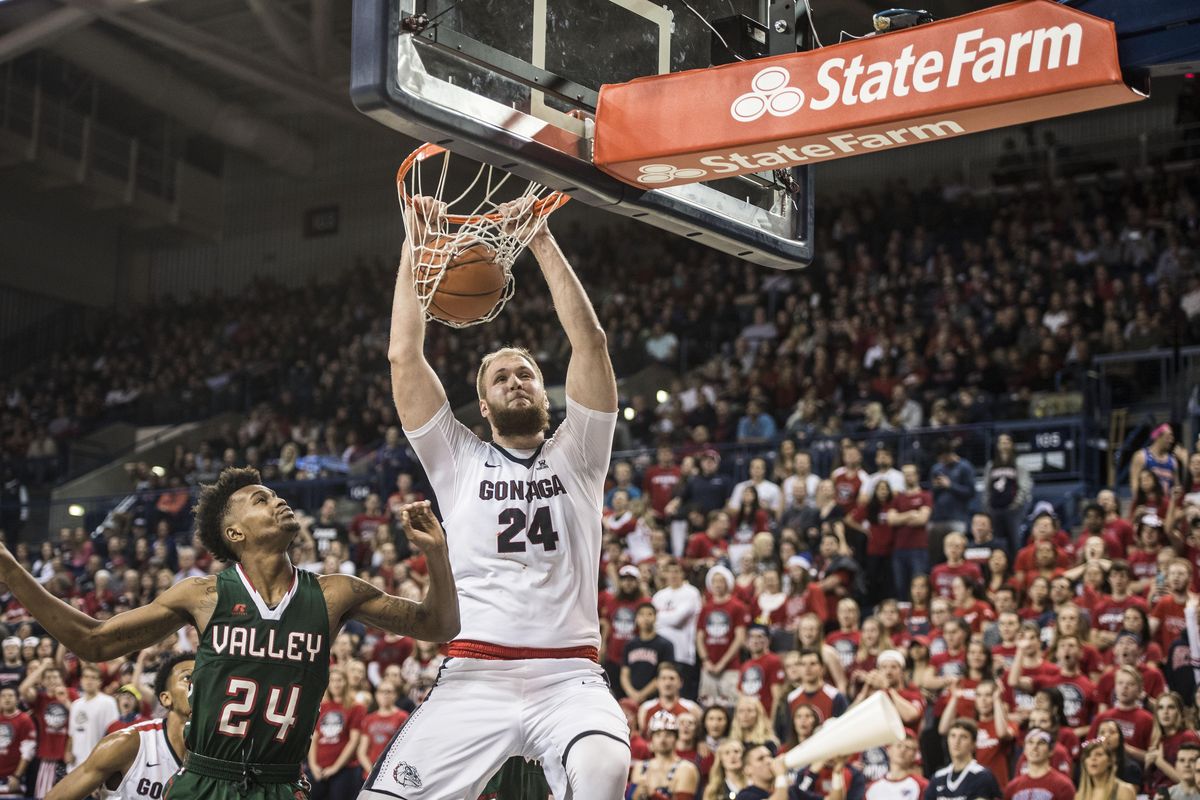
[484,460,501,468]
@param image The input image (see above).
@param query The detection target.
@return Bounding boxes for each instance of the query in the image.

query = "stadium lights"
[151,465,166,477]
[656,390,669,403]
[67,504,85,517]
[623,408,636,421]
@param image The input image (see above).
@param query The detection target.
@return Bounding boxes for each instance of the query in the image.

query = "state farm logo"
[729,23,1084,123]
[636,163,707,184]
[731,67,805,122]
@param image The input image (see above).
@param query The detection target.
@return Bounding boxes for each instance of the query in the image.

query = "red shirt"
[1151,594,1188,652]
[826,630,861,669]
[359,708,409,769]
[976,718,1018,787]
[767,584,828,627]
[1128,550,1160,584]
[1087,706,1155,750]
[1015,744,1074,777]
[105,714,150,735]
[856,505,895,557]
[738,652,784,713]
[786,683,847,725]
[1010,661,1061,713]
[1145,729,1200,792]
[684,533,725,565]
[0,711,35,778]
[314,701,366,769]
[1032,671,1095,729]
[1092,594,1149,633]
[642,465,682,516]
[603,595,650,664]
[1104,518,1136,551]
[1093,665,1167,705]
[831,468,866,512]
[1004,769,1076,800]
[891,490,932,550]
[371,634,414,671]
[931,562,984,598]
[698,597,750,668]
[32,689,76,761]
[954,600,997,634]
[1014,537,1072,573]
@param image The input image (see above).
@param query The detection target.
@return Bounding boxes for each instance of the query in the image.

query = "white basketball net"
[397,144,568,328]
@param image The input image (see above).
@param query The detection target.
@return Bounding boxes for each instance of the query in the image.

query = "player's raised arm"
[0,546,207,661]
[327,501,459,642]
[526,221,617,413]
[389,196,450,431]
[45,727,140,800]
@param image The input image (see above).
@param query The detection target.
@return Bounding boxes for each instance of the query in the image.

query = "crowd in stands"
[0,418,1197,799]
[0,166,1198,496]
[0,160,1196,799]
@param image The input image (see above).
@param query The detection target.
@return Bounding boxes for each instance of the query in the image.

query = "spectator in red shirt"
[1015,513,1072,576]
[1093,561,1150,649]
[858,479,897,608]
[104,684,149,734]
[21,660,76,799]
[1094,632,1167,711]
[1007,622,1060,724]
[1149,559,1192,654]
[889,463,932,602]
[1128,514,1167,596]
[831,444,869,514]
[1096,490,1136,551]
[308,666,365,800]
[602,490,639,541]
[1005,728,1076,800]
[781,558,827,632]
[1088,666,1155,759]
[642,446,682,519]
[1076,738,1137,800]
[950,576,996,635]
[939,679,1016,786]
[1144,691,1200,794]
[602,565,651,690]
[931,533,984,599]
[696,566,748,707]
[356,682,408,779]
[683,511,729,574]
[0,686,35,796]
[738,625,784,716]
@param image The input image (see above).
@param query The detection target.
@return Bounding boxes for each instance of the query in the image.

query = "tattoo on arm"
[350,579,383,599]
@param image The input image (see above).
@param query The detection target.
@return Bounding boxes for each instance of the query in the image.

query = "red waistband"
[447,639,599,662]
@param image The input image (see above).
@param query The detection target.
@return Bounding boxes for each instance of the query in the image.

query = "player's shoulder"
[89,723,145,769]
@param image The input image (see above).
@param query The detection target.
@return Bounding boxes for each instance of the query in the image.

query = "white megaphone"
[783,691,906,769]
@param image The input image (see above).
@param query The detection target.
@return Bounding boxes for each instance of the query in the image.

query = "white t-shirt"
[405,398,615,650]
[782,474,820,508]
[652,583,703,666]
[728,479,783,516]
[866,775,925,800]
[862,468,905,500]
[68,692,118,769]
[100,719,182,800]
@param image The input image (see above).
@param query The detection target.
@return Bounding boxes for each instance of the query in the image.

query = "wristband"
[775,775,789,788]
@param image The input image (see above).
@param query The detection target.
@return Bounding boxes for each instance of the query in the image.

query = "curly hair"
[154,651,195,706]
[193,467,261,563]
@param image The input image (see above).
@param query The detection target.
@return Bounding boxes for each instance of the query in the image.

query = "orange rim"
[396,143,570,224]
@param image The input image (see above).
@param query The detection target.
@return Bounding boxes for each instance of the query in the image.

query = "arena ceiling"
[0,0,997,173]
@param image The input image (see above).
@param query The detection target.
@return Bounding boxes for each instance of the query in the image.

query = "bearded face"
[487,401,550,438]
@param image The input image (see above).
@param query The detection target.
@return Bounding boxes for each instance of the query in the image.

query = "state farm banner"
[593,0,1145,189]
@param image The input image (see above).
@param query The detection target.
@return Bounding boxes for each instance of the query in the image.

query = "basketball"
[416,238,506,325]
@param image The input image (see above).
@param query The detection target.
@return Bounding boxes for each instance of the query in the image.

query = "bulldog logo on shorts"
[393,763,422,789]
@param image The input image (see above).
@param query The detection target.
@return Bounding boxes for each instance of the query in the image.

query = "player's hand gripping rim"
[400,501,447,553]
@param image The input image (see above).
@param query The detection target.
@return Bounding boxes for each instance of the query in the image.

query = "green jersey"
[187,565,330,767]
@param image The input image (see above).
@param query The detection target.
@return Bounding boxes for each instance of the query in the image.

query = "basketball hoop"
[396,143,569,328]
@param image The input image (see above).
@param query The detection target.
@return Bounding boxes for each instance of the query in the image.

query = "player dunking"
[46,653,194,800]
[361,197,630,799]
[0,475,457,800]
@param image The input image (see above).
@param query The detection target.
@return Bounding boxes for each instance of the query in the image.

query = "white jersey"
[99,719,182,800]
[406,398,615,650]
